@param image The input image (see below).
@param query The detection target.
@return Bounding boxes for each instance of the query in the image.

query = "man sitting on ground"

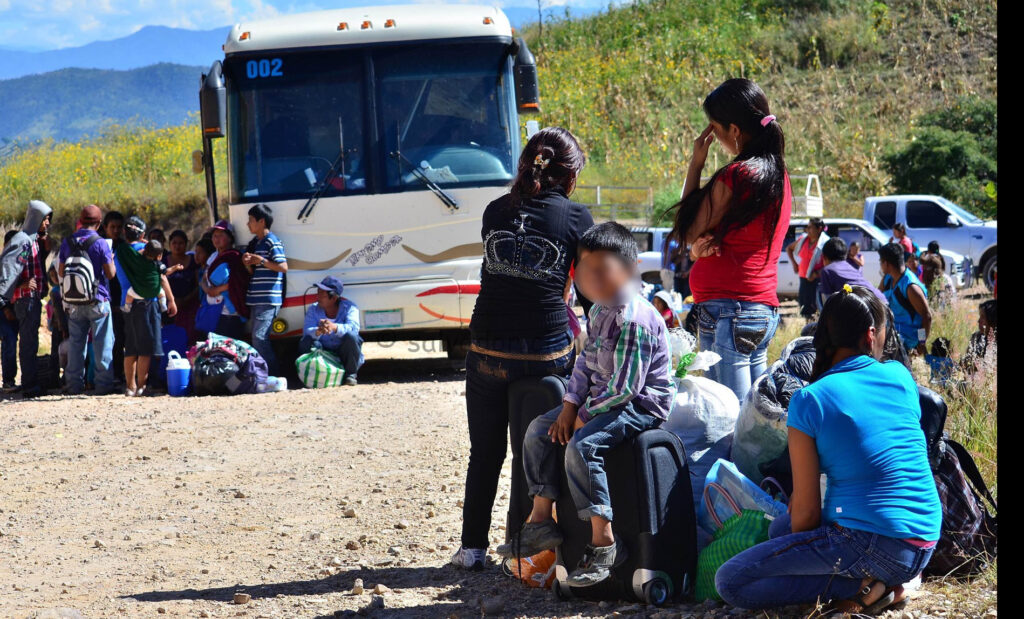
[299,276,363,386]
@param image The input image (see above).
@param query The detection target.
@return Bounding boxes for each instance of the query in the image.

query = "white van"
[197,5,540,357]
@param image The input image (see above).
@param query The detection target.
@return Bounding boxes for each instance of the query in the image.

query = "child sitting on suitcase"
[498,222,676,587]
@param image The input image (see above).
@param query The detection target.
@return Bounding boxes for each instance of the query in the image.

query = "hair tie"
[533,154,550,170]
[760,114,776,127]
[843,283,853,294]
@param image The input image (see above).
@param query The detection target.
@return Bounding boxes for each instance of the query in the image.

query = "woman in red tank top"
[669,78,792,401]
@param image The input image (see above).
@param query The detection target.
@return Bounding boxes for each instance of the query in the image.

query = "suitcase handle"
[703,482,742,529]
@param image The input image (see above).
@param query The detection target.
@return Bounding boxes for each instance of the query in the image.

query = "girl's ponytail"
[510,127,586,207]
[810,285,888,381]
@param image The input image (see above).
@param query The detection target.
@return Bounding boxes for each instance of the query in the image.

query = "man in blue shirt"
[300,276,362,386]
[241,204,288,375]
[58,205,119,395]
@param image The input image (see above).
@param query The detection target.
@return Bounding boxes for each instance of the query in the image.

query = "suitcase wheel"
[552,579,573,601]
[642,577,670,606]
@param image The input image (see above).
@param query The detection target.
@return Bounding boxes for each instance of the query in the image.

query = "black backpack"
[917,386,997,578]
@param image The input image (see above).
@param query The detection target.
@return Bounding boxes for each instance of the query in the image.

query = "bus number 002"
[246,58,283,79]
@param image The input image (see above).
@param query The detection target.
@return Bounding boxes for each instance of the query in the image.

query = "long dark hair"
[510,127,586,206]
[671,79,786,249]
[811,285,888,381]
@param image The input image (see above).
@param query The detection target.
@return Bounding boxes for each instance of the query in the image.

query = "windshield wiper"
[389,150,459,210]
[298,117,348,222]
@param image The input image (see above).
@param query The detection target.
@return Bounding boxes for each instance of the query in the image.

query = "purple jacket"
[564,289,676,422]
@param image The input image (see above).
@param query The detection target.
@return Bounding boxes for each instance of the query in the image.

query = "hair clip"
[760,114,776,127]
[533,154,550,170]
[843,284,853,294]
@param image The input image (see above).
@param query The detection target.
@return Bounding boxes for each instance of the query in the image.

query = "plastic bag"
[193,354,240,396]
[663,375,739,517]
[296,343,345,389]
[731,337,814,482]
[503,550,557,589]
[697,459,787,546]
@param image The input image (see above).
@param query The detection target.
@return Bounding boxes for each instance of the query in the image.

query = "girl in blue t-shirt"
[716,285,941,615]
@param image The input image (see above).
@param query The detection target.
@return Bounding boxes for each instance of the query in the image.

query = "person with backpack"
[879,242,931,355]
[716,285,941,614]
[0,199,53,398]
[58,205,119,395]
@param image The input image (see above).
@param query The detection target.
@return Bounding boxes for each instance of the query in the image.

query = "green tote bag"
[695,482,772,602]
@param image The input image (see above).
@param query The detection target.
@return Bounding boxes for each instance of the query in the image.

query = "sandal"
[827,580,896,616]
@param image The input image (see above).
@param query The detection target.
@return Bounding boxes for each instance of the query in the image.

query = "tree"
[884,97,997,219]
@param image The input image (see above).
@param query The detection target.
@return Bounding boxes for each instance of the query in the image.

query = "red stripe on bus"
[416,283,481,297]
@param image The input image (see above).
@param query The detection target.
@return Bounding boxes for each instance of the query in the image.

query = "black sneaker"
[496,519,564,558]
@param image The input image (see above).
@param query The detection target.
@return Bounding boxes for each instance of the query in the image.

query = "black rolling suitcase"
[506,375,568,542]
[552,428,696,606]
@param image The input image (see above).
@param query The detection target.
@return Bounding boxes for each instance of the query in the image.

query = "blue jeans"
[716,513,935,609]
[66,301,115,393]
[697,299,780,402]
[249,304,279,375]
[1,316,17,386]
[298,332,364,378]
[14,297,42,391]
[523,402,660,521]
[461,330,575,549]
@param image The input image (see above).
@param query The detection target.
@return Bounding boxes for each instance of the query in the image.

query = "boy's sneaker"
[496,519,563,558]
[566,538,628,587]
[449,546,487,570]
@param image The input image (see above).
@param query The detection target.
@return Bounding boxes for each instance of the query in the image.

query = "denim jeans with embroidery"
[460,331,575,549]
[697,299,780,402]
[716,512,935,609]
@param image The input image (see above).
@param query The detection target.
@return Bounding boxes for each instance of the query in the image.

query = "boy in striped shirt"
[498,222,676,587]
[242,204,288,375]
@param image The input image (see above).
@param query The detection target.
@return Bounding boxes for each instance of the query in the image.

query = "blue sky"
[0,0,608,50]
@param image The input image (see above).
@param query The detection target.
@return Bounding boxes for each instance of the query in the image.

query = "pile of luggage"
[501,327,997,606]
[186,333,270,396]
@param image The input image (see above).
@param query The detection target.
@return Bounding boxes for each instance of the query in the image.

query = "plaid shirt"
[12,239,45,301]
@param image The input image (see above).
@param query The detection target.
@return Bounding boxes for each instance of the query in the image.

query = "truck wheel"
[981,254,997,291]
[642,577,671,606]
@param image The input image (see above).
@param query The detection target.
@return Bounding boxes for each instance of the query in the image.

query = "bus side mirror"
[512,38,540,114]
[200,61,226,139]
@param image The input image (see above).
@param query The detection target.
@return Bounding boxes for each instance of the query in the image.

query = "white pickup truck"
[863,195,996,289]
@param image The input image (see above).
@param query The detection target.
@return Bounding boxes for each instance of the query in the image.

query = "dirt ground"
[1,339,996,619]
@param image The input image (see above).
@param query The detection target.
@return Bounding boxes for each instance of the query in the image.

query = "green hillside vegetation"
[525,0,996,220]
[0,0,996,234]
[0,63,202,143]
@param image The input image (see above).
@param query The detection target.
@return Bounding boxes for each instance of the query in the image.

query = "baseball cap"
[211,219,235,240]
[314,276,344,297]
[79,204,102,226]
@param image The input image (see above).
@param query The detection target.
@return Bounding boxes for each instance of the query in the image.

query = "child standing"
[498,222,676,587]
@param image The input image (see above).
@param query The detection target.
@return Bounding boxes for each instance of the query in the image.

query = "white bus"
[198,4,540,359]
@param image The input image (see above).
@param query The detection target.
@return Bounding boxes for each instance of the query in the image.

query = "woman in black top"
[452,127,594,569]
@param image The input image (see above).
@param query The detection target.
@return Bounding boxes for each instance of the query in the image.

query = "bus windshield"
[224,41,517,203]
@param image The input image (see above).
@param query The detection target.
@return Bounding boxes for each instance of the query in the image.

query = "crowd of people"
[452,77,995,614]
[1,76,995,614]
[0,203,365,397]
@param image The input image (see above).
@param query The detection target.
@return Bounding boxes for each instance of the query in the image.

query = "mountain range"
[0,8,578,143]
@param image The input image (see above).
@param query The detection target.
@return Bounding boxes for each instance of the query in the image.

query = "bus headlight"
[271,318,288,334]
